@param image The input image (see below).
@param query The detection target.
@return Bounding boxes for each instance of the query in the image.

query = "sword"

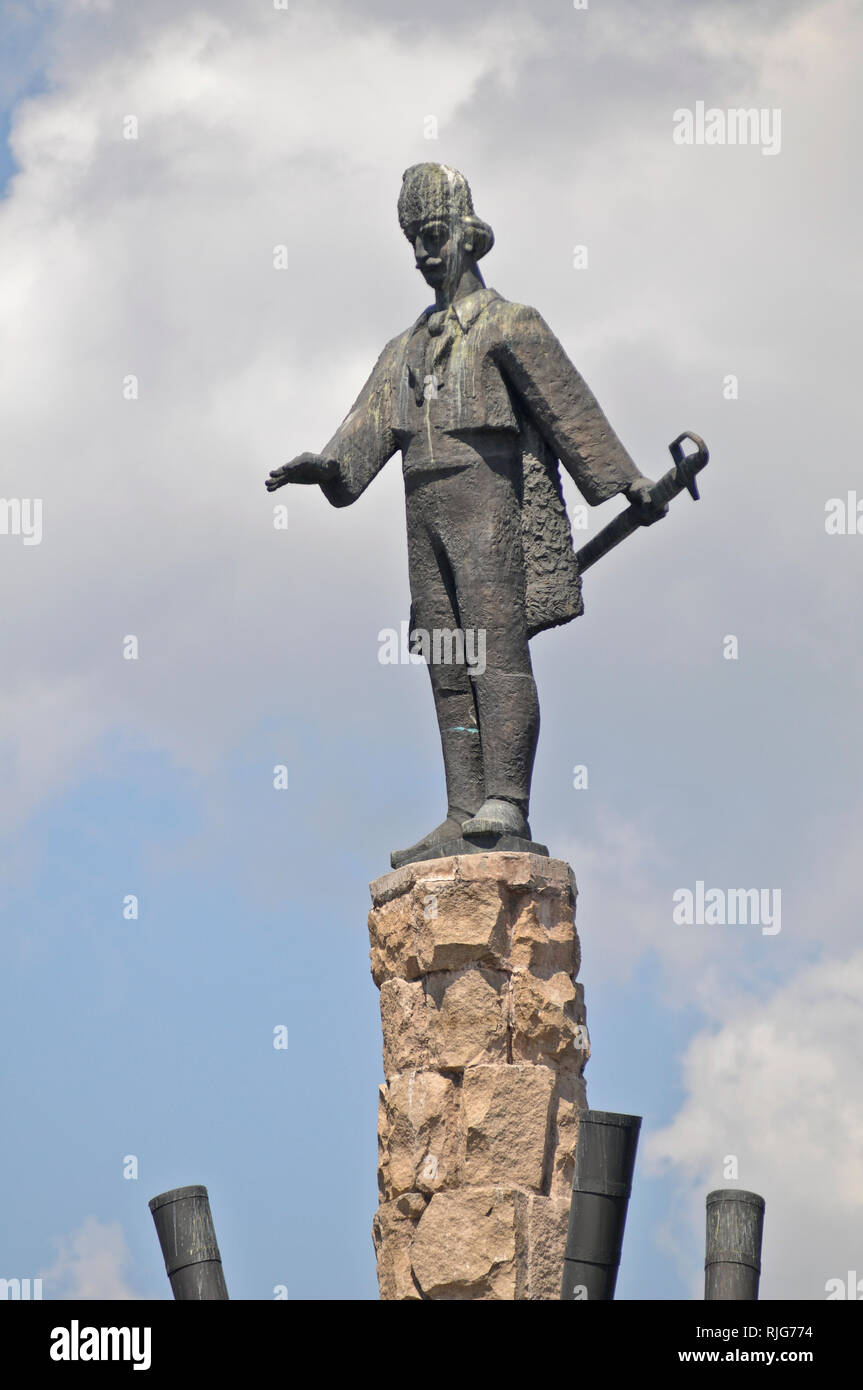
[574,431,709,574]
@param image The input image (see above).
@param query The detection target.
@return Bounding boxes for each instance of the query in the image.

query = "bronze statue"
[266,164,707,869]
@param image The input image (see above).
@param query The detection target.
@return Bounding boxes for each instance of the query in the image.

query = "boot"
[390,687,485,868]
[461,670,538,840]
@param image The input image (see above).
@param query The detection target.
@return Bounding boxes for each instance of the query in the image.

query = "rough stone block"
[372,1192,426,1301]
[368,897,421,986]
[548,1071,587,1197]
[462,1063,554,1189]
[411,1187,518,1300]
[520,1193,571,1300]
[415,877,508,972]
[379,977,429,1074]
[378,1070,460,1198]
[509,891,578,974]
[454,852,575,896]
[511,968,581,1063]
[424,967,508,1069]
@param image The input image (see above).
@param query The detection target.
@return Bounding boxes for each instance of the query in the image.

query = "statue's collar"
[411,287,501,337]
[451,287,501,330]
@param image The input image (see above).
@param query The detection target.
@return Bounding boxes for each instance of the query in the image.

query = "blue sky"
[1,0,861,1301]
[0,2,48,193]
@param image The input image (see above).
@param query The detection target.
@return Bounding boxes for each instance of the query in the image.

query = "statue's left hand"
[625,475,669,526]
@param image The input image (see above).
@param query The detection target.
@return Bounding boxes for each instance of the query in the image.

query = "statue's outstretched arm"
[266,338,399,505]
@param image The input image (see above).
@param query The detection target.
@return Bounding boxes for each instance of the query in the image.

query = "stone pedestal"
[368,852,589,1300]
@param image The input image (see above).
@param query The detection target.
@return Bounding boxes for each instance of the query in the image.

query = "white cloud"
[646,951,863,1298]
[39,1216,141,1300]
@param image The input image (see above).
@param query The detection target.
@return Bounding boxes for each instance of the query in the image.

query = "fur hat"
[397,163,494,259]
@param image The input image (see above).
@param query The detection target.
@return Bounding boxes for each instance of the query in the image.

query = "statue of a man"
[267,164,666,868]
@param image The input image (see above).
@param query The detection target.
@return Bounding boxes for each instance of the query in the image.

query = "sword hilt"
[665,431,709,502]
[573,430,710,575]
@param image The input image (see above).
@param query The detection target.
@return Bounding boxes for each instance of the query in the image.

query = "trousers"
[403,430,540,818]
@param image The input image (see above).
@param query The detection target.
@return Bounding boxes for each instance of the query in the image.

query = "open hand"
[265,452,338,492]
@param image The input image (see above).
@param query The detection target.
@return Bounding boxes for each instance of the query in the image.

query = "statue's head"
[398,163,494,294]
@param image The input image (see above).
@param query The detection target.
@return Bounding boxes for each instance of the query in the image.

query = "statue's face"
[407,213,471,293]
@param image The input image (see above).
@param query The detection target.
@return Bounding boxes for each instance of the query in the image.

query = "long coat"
[319,288,640,638]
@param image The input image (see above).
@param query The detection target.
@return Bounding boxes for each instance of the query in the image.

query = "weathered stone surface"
[462,1064,554,1189]
[370,852,589,1299]
[378,1070,460,1198]
[411,1188,518,1300]
[572,980,586,1026]
[372,1193,427,1301]
[379,977,429,1074]
[369,854,577,984]
[370,851,574,899]
[415,877,508,973]
[424,967,508,1069]
[452,851,574,895]
[511,968,581,1063]
[549,1071,588,1198]
[370,860,437,908]
[509,891,578,975]
[369,897,421,987]
[521,1194,571,1301]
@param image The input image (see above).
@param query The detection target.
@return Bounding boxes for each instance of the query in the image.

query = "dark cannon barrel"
[705,1189,765,1300]
[561,1110,641,1300]
[149,1185,229,1301]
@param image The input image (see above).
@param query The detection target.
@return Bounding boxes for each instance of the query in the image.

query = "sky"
[1,0,860,1301]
